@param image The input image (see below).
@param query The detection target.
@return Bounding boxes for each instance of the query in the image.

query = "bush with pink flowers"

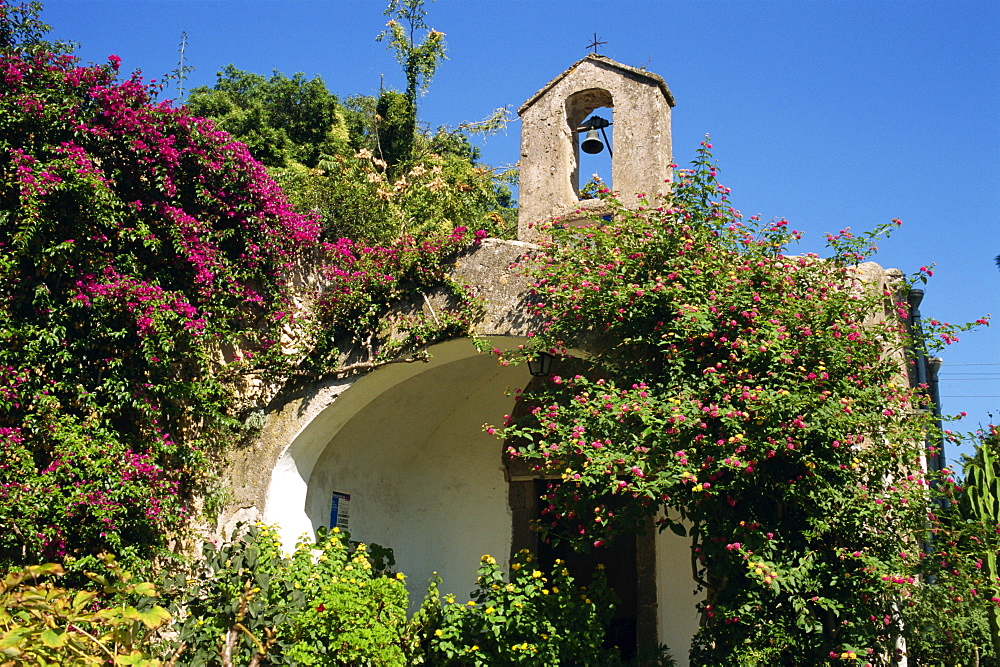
[0,2,490,577]
[498,141,980,663]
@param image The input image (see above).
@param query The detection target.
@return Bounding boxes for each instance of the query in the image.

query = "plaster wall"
[655,527,702,666]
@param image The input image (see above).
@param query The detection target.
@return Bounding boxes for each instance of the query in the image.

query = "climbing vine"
[498,141,979,663]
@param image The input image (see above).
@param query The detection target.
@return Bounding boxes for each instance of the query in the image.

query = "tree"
[906,430,1000,663]
[0,0,72,54]
[499,142,976,663]
[186,66,351,169]
[376,0,446,172]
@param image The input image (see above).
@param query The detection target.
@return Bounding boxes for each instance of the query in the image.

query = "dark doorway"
[505,369,657,660]
[534,481,639,661]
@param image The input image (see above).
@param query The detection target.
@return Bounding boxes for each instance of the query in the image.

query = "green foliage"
[306,227,486,373]
[277,149,512,245]
[281,530,408,666]
[498,140,980,662]
[188,73,515,244]
[0,0,507,577]
[372,0,445,171]
[905,430,1000,664]
[0,0,73,54]
[186,66,350,169]
[374,89,415,174]
[378,0,446,103]
[161,523,409,666]
[414,550,620,666]
[962,430,1000,656]
[160,526,621,666]
[184,2,513,243]
[0,553,169,666]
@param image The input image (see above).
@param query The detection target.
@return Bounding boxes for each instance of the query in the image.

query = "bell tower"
[517,54,675,242]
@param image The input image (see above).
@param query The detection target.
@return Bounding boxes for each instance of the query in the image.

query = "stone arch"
[262,337,532,603]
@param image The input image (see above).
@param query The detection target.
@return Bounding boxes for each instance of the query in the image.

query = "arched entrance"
[263,337,530,603]
[259,337,701,663]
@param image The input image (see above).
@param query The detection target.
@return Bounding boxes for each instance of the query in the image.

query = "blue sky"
[41,0,999,462]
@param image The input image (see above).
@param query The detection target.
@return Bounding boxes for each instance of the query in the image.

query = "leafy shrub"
[415,550,619,666]
[0,553,169,666]
[904,429,1000,664]
[0,21,319,571]
[499,140,980,663]
[161,523,409,666]
[277,145,513,245]
[186,66,350,169]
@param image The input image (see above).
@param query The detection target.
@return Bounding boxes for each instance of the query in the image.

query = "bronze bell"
[581,128,604,154]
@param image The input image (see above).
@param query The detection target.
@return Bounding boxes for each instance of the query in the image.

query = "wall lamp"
[527,351,555,377]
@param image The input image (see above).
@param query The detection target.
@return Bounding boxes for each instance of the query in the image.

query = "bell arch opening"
[566,87,614,199]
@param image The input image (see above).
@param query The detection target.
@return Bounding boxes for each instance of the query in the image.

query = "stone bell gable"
[517,54,676,241]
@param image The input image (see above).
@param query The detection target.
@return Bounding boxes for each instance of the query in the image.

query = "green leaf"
[122,605,171,629]
[132,582,157,597]
[0,627,29,650]
[40,628,67,648]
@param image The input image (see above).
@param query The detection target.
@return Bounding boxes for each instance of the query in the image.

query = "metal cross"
[587,33,607,54]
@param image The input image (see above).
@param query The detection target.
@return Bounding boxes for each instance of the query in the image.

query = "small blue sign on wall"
[329,491,351,531]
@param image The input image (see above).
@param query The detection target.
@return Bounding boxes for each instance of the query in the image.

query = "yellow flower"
[434,629,443,637]
[467,600,476,606]
[395,572,405,580]
[332,527,340,533]
[532,570,542,579]
[512,563,521,571]
[485,606,495,614]
[481,554,496,565]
